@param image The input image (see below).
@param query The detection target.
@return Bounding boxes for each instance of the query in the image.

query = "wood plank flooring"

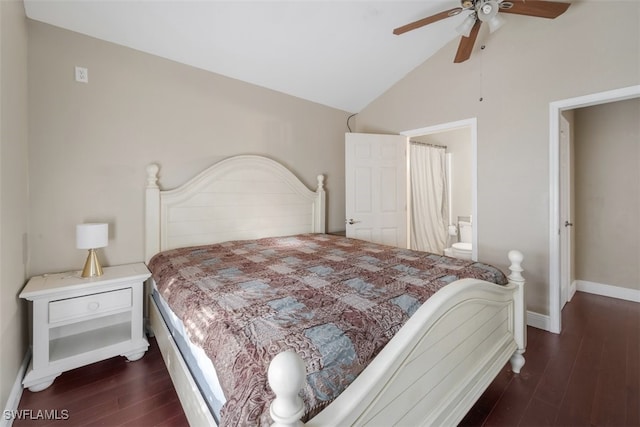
[461,291,639,426]
[14,338,188,427]
[15,291,639,426]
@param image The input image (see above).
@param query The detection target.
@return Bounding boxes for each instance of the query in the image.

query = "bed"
[144,154,526,427]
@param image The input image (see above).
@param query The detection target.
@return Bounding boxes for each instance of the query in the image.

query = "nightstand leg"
[122,339,149,362]
[24,372,60,392]
[124,351,146,362]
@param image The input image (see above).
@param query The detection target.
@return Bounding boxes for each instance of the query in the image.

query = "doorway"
[402,118,477,260]
[549,84,640,334]
[559,113,574,309]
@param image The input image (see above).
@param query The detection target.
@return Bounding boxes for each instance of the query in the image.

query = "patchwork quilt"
[148,233,508,426]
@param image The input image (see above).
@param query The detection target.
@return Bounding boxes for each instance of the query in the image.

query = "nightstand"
[20,263,151,392]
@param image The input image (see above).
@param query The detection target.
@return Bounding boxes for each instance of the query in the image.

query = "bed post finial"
[268,351,306,427]
[145,163,161,264]
[315,175,326,233]
[507,249,526,374]
[146,164,159,188]
[507,250,524,283]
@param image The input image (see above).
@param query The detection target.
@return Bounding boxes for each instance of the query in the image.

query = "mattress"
[151,284,226,422]
[148,233,508,426]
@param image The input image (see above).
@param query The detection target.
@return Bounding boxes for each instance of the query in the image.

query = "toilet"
[445,220,473,260]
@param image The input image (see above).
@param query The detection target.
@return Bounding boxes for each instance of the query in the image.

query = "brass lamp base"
[81,248,103,278]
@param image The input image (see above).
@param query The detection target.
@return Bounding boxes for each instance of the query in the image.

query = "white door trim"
[401,118,478,260]
[548,85,640,334]
[559,114,572,309]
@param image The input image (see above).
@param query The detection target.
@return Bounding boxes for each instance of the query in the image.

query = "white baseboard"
[526,310,550,331]
[525,281,638,335]
[576,280,640,303]
[1,349,30,427]
[568,280,577,301]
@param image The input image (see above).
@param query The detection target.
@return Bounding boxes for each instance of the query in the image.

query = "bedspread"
[149,233,508,426]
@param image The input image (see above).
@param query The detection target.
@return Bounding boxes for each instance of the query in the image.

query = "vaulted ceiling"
[23,1,564,113]
[24,0,475,112]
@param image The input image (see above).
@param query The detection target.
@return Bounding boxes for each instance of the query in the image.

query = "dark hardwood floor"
[462,291,639,427]
[14,338,189,427]
[15,291,639,426]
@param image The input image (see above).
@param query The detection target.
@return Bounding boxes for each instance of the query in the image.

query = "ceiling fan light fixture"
[488,13,506,32]
[456,14,477,38]
[499,1,514,10]
[477,0,499,22]
[393,0,572,64]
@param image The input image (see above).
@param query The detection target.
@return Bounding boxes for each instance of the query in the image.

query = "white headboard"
[145,155,326,262]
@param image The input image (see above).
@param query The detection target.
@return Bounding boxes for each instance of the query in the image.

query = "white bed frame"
[144,154,526,427]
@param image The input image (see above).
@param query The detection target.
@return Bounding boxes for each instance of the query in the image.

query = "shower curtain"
[410,143,449,254]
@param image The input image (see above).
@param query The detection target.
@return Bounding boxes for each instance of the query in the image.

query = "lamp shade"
[456,14,477,38]
[76,223,109,249]
[488,13,506,33]
[477,0,500,22]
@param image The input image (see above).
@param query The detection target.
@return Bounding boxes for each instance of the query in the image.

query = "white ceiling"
[24,1,476,112]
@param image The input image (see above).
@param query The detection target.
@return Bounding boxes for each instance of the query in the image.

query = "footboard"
[269,251,526,427]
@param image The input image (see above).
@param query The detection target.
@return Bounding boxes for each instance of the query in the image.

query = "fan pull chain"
[479,44,486,102]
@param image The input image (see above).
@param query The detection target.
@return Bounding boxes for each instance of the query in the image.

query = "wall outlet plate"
[75,66,88,83]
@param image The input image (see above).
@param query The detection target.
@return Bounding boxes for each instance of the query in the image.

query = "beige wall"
[355,2,640,314]
[574,98,640,290]
[1,0,29,410]
[28,21,350,276]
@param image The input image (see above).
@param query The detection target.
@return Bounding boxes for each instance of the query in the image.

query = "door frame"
[401,118,478,261]
[559,114,573,309]
[548,84,640,334]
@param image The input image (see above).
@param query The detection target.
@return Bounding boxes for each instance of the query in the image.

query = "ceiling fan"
[393,0,570,63]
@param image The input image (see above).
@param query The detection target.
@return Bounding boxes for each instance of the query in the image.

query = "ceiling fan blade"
[454,20,481,63]
[393,8,463,35]
[499,0,570,19]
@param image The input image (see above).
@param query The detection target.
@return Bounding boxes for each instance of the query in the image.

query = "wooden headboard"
[145,155,326,262]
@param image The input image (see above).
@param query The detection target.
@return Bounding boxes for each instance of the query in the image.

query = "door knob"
[564,221,574,227]
[346,218,360,225]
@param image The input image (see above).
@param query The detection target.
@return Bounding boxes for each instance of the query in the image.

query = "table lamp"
[76,223,108,278]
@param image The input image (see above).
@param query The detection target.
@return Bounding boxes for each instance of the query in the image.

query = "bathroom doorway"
[402,118,477,260]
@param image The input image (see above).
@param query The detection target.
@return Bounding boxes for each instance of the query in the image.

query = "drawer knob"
[88,301,100,311]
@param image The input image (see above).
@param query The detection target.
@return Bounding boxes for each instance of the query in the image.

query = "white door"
[345,133,408,247]
[559,115,574,307]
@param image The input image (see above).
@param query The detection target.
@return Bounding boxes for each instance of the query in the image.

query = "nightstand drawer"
[49,288,132,323]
